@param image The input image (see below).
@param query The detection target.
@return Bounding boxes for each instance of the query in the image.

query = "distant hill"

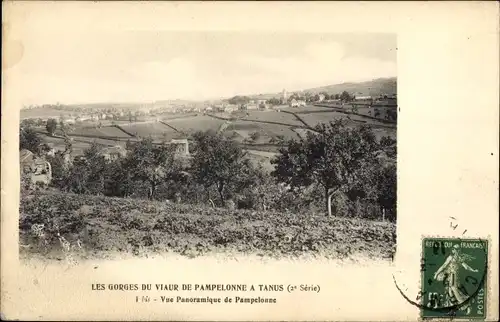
[246,77,397,100]
[22,78,396,114]
[303,77,396,96]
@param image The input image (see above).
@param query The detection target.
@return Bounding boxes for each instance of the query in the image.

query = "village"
[20,83,398,189]
[21,88,397,124]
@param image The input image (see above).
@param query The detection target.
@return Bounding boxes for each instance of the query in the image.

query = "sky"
[13,31,396,105]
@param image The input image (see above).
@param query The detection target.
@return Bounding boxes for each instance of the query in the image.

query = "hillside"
[19,192,396,261]
[246,77,397,100]
[303,77,397,96]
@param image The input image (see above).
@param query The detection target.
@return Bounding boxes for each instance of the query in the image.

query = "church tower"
[281,89,288,104]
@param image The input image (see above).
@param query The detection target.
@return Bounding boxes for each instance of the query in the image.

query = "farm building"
[61,117,76,124]
[289,99,306,108]
[258,102,269,110]
[20,149,52,185]
[224,105,238,113]
[76,115,91,122]
[45,143,57,157]
[169,139,190,156]
[354,95,373,100]
[99,146,127,161]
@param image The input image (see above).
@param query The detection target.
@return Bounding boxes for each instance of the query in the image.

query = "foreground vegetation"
[20,192,396,260]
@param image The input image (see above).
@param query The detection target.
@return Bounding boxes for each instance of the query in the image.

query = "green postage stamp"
[421,238,488,319]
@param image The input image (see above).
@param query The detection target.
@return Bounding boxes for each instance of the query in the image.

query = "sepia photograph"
[3,2,498,321]
[18,31,397,264]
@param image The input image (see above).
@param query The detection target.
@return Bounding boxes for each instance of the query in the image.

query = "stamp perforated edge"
[418,234,493,321]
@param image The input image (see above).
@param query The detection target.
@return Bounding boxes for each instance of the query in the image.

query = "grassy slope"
[20,192,396,261]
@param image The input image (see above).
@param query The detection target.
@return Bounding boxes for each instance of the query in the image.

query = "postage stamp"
[420,238,488,319]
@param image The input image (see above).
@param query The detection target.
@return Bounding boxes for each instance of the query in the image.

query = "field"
[70,126,132,138]
[280,105,337,113]
[356,106,394,120]
[239,110,305,127]
[19,192,396,261]
[31,105,396,157]
[298,111,372,128]
[164,115,227,133]
[224,121,301,143]
[118,122,178,139]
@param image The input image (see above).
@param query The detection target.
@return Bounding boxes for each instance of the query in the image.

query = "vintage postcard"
[1,1,498,321]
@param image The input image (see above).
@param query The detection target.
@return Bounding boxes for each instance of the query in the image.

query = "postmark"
[420,237,488,319]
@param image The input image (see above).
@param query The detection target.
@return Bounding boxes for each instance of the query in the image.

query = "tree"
[376,163,396,221]
[46,119,57,136]
[379,136,397,158]
[266,98,281,106]
[340,91,353,103]
[228,96,250,106]
[190,130,252,205]
[249,131,261,142]
[272,119,379,216]
[46,152,71,190]
[20,126,42,153]
[124,137,182,200]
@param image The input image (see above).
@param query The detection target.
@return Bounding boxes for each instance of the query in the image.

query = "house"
[246,103,258,110]
[99,146,127,161]
[291,99,306,107]
[258,102,269,110]
[204,107,213,112]
[224,106,236,113]
[77,115,91,122]
[45,143,57,157]
[169,139,190,156]
[354,95,372,101]
[256,99,266,105]
[214,104,225,112]
[62,117,76,125]
[20,149,52,185]
[223,104,238,113]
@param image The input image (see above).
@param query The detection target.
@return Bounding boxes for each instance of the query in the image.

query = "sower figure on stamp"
[432,244,479,314]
